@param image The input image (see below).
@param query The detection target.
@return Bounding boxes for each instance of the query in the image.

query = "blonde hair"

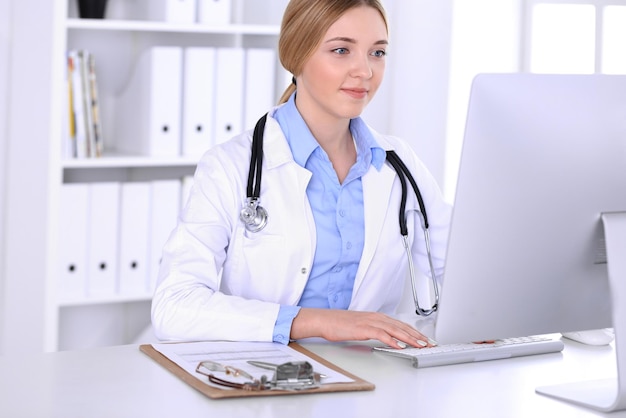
[277,0,389,104]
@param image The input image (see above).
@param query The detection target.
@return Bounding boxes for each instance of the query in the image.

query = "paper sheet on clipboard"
[152,341,355,385]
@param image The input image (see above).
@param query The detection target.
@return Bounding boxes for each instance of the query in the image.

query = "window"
[523,0,626,74]
[603,5,626,73]
[445,1,626,201]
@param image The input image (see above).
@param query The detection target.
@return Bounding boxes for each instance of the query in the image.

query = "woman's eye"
[332,48,349,55]
[372,49,387,58]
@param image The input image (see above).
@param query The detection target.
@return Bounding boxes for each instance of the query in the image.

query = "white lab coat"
[152,110,451,343]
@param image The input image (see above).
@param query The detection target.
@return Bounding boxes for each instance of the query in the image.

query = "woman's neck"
[307,116,356,184]
[295,96,357,184]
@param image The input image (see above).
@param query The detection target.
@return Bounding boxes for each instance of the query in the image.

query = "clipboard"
[140,342,375,399]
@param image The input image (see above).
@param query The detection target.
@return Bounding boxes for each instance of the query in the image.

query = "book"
[65,53,76,158]
[86,52,103,157]
[78,50,95,158]
[68,50,88,158]
[66,49,103,159]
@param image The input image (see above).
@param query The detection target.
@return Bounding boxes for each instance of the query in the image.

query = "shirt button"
[346,242,352,249]
[339,210,346,217]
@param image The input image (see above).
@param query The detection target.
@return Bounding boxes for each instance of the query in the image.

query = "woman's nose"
[351,54,373,79]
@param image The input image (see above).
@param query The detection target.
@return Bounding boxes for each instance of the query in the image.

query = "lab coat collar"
[261,114,299,170]
[263,107,398,169]
[354,161,396,293]
[354,128,401,296]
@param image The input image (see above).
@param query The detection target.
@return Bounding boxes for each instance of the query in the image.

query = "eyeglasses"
[195,360,266,391]
[196,360,256,380]
[195,360,320,391]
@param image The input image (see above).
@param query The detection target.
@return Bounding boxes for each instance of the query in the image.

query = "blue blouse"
[271,93,385,343]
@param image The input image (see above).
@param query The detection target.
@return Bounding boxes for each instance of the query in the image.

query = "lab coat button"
[301,267,307,274]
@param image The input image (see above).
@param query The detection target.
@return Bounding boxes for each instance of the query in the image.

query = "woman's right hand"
[290,308,435,349]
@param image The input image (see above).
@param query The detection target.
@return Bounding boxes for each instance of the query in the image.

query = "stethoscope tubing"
[247,113,267,199]
[241,114,439,316]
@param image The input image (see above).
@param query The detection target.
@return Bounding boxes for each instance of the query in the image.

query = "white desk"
[0,337,622,418]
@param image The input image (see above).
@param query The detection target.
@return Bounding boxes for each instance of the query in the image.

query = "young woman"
[152,0,451,349]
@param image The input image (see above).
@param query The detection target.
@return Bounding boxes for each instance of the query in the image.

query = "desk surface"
[0,336,622,418]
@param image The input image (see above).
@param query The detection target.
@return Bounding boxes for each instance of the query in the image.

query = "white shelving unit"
[4,0,287,353]
[66,18,281,34]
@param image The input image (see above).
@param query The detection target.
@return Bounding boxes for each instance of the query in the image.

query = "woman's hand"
[290,308,434,349]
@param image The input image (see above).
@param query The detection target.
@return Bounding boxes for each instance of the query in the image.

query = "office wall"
[2,0,62,355]
[362,0,453,193]
[444,0,521,200]
[374,0,520,201]
[0,0,11,352]
[388,0,453,193]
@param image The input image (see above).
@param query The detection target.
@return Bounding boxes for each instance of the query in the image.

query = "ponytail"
[277,78,297,104]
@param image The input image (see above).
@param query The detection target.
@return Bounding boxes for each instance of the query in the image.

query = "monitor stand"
[536,212,626,412]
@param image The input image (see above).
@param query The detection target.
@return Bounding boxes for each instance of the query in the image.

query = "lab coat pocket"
[238,234,289,301]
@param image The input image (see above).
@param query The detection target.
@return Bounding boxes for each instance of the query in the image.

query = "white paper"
[152,341,354,386]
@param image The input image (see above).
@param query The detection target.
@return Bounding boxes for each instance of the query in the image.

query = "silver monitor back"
[434,73,626,344]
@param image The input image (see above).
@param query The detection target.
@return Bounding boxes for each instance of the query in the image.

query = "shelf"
[58,293,153,307]
[66,18,280,35]
[62,155,199,169]
[5,0,285,354]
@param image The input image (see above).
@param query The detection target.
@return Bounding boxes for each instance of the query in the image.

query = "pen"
[247,361,327,379]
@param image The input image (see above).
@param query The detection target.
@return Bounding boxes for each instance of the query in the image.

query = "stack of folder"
[113,45,278,160]
[57,180,183,301]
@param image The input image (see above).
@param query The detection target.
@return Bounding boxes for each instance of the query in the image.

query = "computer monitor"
[430,73,626,412]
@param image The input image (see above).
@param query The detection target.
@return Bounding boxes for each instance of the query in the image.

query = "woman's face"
[296,5,388,124]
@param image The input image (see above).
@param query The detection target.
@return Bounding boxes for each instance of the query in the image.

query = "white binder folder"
[58,183,89,300]
[139,0,197,23]
[149,180,181,291]
[244,48,276,130]
[115,46,183,157]
[87,182,120,297]
[197,0,231,25]
[182,47,216,159]
[118,182,151,295]
[214,48,244,145]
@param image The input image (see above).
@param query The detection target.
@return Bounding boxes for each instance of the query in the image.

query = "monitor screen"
[432,73,626,345]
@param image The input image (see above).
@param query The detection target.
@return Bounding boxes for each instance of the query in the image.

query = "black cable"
[248,114,267,199]
[386,151,409,236]
[386,150,430,231]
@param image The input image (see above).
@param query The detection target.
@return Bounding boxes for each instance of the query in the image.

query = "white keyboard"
[373,336,564,368]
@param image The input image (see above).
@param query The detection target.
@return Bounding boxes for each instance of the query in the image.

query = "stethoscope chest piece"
[240,197,268,233]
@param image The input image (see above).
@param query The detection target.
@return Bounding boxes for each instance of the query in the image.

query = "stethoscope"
[239,113,440,316]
